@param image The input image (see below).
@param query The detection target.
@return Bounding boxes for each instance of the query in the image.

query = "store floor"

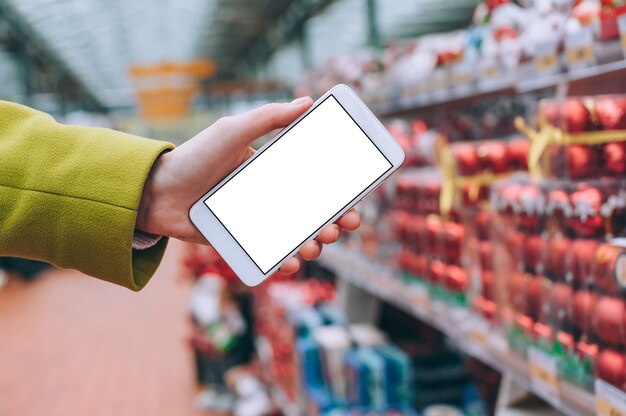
[0,242,218,416]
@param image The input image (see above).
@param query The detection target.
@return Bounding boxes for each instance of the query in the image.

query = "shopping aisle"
[0,242,209,416]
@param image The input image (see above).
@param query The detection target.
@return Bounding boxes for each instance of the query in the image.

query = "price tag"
[467,316,490,348]
[596,379,626,416]
[409,284,430,310]
[451,61,473,87]
[528,346,561,406]
[432,68,449,91]
[565,28,596,70]
[618,12,626,57]
[534,42,559,75]
[478,59,501,81]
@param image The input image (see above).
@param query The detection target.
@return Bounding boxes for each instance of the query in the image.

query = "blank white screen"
[205,95,392,273]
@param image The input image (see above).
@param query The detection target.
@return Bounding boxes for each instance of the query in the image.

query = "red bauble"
[570,187,604,238]
[426,217,442,253]
[547,188,571,217]
[595,244,621,294]
[445,265,469,293]
[479,241,493,271]
[548,282,573,329]
[443,222,464,262]
[505,231,524,262]
[453,143,481,176]
[475,210,491,241]
[429,260,447,284]
[527,275,545,320]
[477,141,509,173]
[571,239,600,285]
[542,101,562,126]
[507,272,528,314]
[524,235,546,273]
[534,322,553,341]
[572,290,597,332]
[597,349,626,388]
[507,138,530,170]
[518,184,543,232]
[564,99,592,133]
[481,299,497,322]
[481,271,494,300]
[604,142,626,176]
[596,97,626,130]
[547,237,571,279]
[593,296,625,346]
[567,145,599,179]
[577,341,599,362]
[557,331,575,350]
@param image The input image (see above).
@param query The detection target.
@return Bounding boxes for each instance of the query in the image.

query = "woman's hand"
[136,97,360,274]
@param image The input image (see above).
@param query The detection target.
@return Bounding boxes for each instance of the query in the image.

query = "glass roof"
[1,0,477,109]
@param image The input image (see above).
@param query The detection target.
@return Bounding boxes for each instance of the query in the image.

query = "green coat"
[0,101,174,290]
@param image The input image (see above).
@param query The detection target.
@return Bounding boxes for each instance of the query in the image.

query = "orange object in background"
[129,59,215,120]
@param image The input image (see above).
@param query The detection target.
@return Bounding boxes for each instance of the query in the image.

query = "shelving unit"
[369,40,626,117]
[318,244,597,416]
[255,336,301,416]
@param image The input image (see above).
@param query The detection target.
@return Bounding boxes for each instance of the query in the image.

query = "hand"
[137,97,361,274]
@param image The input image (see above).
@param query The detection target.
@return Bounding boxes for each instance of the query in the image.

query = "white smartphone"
[189,84,404,286]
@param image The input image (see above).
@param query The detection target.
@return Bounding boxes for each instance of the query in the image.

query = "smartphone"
[189,84,404,286]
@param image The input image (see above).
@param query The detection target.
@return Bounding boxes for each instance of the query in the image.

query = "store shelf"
[370,40,626,117]
[318,245,597,416]
[255,336,301,416]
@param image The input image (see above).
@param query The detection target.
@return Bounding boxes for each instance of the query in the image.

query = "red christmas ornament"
[507,138,530,170]
[564,99,592,133]
[570,186,604,237]
[524,235,546,273]
[481,271,494,300]
[557,331,575,350]
[445,265,469,293]
[597,349,626,388]
[594,244,621,295]
[549,282,573,329]
[593,296,625,346]
[477,141,508,173]
[604,142,626,176]
[479,241,493,271]
[571,239,600,285]
[567,145,599,179]
[527,274,545,320]
[547,237,571,279]
[507,272,528,314]
[596,96,626,130]
[453,143,481,176]
[443,222,464,262]
[475,210,491,241]
[429,260,447,284]
[572,290,597,332]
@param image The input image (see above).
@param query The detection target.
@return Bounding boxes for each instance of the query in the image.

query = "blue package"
[374,345,412,407]
[296,337,324,390]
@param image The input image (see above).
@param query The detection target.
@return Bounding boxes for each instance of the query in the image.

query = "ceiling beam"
[234,0,335,77]
[0,0,106,112]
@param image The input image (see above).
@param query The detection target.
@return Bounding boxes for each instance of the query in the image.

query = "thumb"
[233,97,313,144]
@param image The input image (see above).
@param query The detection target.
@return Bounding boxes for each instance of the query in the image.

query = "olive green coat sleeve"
[0,101,175,291]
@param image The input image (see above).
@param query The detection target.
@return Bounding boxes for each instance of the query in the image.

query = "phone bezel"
[189,84,405,286]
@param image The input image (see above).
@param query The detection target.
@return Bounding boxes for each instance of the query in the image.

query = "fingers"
[232,97,313,145]
[316,224,341,244]
[336,208,360,231]
[279,257,300,275]
[299,240,322,260]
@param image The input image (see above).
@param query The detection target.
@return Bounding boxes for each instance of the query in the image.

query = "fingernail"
[291,96,311,105]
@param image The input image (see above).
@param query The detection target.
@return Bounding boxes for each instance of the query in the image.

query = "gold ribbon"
[437,136,512,215]
[515,116,626,180]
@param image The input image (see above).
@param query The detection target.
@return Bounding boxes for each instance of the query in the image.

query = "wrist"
[137,154,165,235]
